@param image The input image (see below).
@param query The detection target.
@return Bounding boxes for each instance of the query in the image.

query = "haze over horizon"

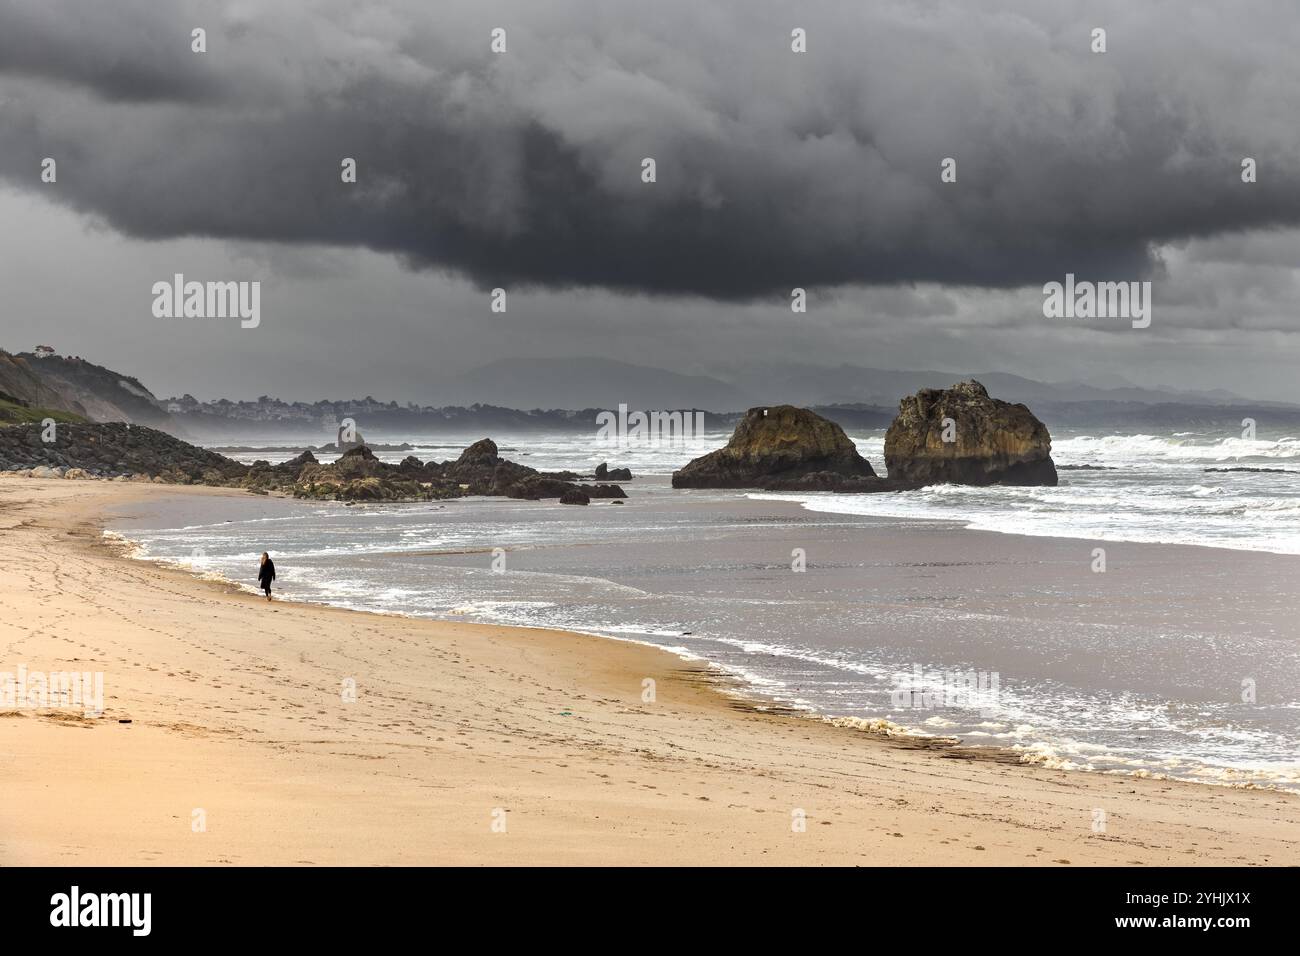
[3,1,1299,402]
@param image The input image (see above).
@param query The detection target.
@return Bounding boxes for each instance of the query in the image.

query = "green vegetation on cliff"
[0,393,88,426]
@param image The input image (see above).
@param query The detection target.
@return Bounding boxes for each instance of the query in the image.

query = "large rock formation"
[884,380,1057,486]
[672,405,876,489]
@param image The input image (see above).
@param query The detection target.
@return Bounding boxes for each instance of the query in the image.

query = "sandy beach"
[2,474,1298,866]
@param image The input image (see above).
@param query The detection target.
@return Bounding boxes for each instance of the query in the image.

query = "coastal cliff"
[0,349,174,427]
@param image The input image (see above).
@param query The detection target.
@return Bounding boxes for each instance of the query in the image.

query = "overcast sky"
[2,0,1299,402]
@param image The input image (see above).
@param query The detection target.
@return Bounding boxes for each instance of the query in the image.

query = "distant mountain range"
[427,357,754,411]
[431,356,1279,411]
[725,362,1259,409]
[4,348,1298,437]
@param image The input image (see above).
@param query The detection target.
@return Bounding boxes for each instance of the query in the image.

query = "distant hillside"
[0,351,68,414]
[431,357,757,412]
[725,363,1281,409]
[11,346,1293,440]
[169,397,897,442]
[0,349,173,426]
[421,356,1292,411]
[170,401,729,441]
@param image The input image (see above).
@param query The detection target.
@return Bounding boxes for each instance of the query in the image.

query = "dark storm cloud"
[2,0,1298,299]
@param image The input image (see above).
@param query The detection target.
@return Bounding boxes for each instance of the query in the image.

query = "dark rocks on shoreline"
[884,380,1058,487]
[0,425,626,504]
[0,422,247,484]
[672,405,875,489]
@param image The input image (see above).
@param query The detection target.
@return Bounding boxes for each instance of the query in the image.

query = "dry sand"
[2,474,1296,866]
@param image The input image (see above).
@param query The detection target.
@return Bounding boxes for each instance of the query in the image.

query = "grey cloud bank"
[3,0,1299,297]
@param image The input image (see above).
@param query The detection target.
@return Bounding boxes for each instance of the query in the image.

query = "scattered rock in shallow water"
[595,462,633,481]
[558,489,590,505]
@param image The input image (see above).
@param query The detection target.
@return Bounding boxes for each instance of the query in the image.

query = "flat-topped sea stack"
[884,380,1057,486]
[672,405,876,489]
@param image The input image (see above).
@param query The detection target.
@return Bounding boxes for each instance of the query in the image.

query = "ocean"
[105,425,1300,791]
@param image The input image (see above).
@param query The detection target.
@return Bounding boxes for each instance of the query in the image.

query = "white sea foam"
[756,431,1300,553]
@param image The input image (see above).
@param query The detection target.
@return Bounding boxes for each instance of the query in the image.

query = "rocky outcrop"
[293,472,447,502]
[289,444,463,501]
[585,483,629,499]
[0,425,628,503]
[436,438,529,494]
[672,405,875,489]
[883,380,1057,486]
[283,449,319,471]
[0,421,246,483]
[501,475,627,501]
[454,438,500,470]
[595,462,633,481]
[558,489,590,505]
[503,475,578,500]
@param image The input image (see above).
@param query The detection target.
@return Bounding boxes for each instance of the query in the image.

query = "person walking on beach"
[258,552,276,601]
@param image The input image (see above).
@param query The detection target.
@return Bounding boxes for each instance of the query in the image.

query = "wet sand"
[2,475,1297,865]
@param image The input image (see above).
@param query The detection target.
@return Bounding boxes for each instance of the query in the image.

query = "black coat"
[258,559,276,587]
